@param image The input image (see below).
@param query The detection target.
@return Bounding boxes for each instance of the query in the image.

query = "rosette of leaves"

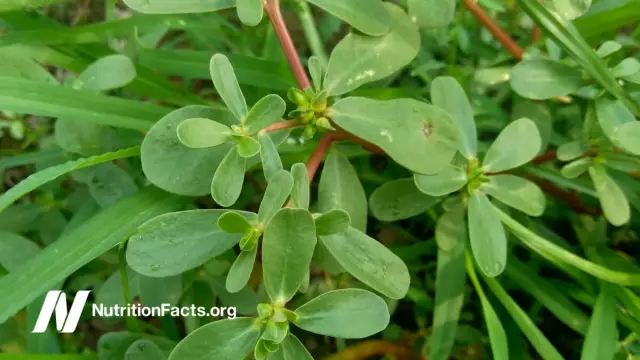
[412,77,545,278]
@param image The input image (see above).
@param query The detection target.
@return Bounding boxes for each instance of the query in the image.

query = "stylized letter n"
[31,290,90,333]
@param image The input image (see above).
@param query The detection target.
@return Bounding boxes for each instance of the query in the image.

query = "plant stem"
[265,0,312,89]
[294,0,329,67]
[306,133,335,181]
[462,0,524,60]
[263,120,300,133]
[118,240,140,332]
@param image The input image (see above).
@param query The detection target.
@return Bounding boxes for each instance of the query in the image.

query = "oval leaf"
[211,147,246,207]
[244,94,286,133]
[510,59,583,100]
[306,0,391,36]
[258,170,294,224]
[127,210,255,277]
[291,163,310,210]
[319,227,410,299]
[294,289,390,338]
[314,209,351,236]
[76,55,136,91]
[226,248,257,293]
[141,106,234,196]
[317,149,367,231]
[125,339,166,360]
[168,318,260,360]
[210,54,248,122]
[482,175,546,217]
[176,118,231,149]
[483,118,541,173]
[431,76,477,158]
[237,0,263,26]
[324,3,419,95]
[123,0,235,14]
[262,208,316,303]
[369,178,440,221]
[588,165,630,226]
[331,98,458,175]
[408,0,455,29]
[258,134,284,182]
[468,192,507,277]
[414,165,467,196]
[236,137,261,158]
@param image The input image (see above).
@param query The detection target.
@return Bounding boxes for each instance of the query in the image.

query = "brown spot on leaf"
[422,121,434,138]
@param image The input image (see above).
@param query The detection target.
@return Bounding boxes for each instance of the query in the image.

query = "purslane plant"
[1,0,640,359]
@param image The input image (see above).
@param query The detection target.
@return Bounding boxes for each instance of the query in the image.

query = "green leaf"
[483,118,541,172]
[435,206,466,252]
[517,0,640,117]
[0,147,139,213]
[87,163,139,208]
[210,54,248,122]
[98,332,175,360]
[414,165,467,197]
[510,59,583,100]
[176,118,231,149]
[168,318,260,360]
[596,41,622,58]
[580,283,618,360]
[369,178,440,221]
[127,210,255,277]
[595,98,640,156]
[0,0,74,12]
[236,137,261,158]
[474,67,512,86]
[483,276,564,360]
[138,275,182,307]
[408,0,455,28]
[431,76,477,158]
[244,94,286,133]
[557,140,588,161]
[319,227,410,299]
[483,175,546,217]
[290,163,310,210]
[226,248,257,293]
[314,209,351,236]
[211,147,246,207]
[0,232,40,271]
[258,134,284,182]
[612,58,640,78]
[465,254,509,360]
[428,226,466,360]
[0,50,58,84]
[258,170,294,224]
[468,192,507,277]
[294,289,389,338]
[588,165,630,226]
[125,339,166,360]
[331,98,458,175]
[123,0,235,14]
[55,119,116,156]
[324,3,419,95]
[274,334,313,360]
[237,0,263,26]
[0,77,169,131]
[0,188,181,324]
[141,106,234,196]
[603,153,640,173]
[561,158,592,179]
[549,0,592,20]
[504,258,589,334]
[218,211,253,234]
[308,56,325,92]
[262,209,316,303]
[317,149,367,231]
[306,0,391,36]
[75,55,136,91]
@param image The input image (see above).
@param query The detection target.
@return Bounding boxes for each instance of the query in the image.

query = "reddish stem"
[531,150,557,164]
[462,0,524,60]
[265,0,312,90]
[306,134,335,181]
[263,120,299,133]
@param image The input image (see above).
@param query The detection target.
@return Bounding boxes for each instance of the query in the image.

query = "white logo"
[32,291,90,333]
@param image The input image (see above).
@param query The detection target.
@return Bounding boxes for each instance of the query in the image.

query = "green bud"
[303,124,316,139]
[257,303,273,321]
[313,99,327,113]
[316,117,335,131]
[300,110,314,124]
[287,88,308,107]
